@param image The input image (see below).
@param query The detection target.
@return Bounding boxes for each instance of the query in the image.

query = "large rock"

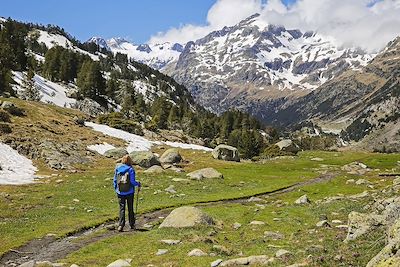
[275,139,299,153]
[159,206,214,228]
[129,151,160,168]
[345,211,384,242]
[367,219,400,267]
[160,148,182,164]
[295,195,310,205]
[212,145,240,162]
[104,148,128,159]
[187,168,223,180]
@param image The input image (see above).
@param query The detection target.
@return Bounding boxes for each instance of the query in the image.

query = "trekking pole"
[135,186,140,215]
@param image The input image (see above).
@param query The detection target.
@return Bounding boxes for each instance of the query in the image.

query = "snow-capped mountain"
[87,37,183,69]
[163,14,373,114]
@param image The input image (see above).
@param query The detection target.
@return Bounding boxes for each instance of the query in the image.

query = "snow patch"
[12,71,77,108]
[0,143,37,185]
[85,122,212,152]
[87,142,116,155]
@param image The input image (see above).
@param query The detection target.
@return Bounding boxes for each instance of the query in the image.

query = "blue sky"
[0,0,296,43]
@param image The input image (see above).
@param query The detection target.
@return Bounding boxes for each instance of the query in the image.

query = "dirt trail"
[0,173,336,266]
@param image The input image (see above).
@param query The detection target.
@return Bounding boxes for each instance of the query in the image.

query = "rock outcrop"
[212,145,240,162]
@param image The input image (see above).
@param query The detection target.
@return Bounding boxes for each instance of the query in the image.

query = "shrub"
[0,110,11,122]
[0,123,12,134]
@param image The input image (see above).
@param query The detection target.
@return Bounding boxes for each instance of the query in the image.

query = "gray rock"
[164,185,177,194]
[144,165,164,174]
[295,194,310,204]
[104,148,128,159]
[233,222,242,229]
[210,259,223,267]
[156,249,168,256]
[187,168,223,180]
[275,140,292,150]
[188,248,207,256]
[316,220,331,228]
[264,231,284,240]
[160,148,182,164]
[160,239,181,245]
[249,220,265,225]
[345,211,384,242]
[212,145,240,162]
[129,151,160,168]
[355,179,372,185]
[159,206,214,228]
[106,259,131,267]
[275,249,292,258]
[219,255,269,266]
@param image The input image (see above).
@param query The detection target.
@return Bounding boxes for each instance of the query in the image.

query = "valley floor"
[1,150,399,266]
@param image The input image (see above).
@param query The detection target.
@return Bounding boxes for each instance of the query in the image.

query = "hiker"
[113,155,141,232]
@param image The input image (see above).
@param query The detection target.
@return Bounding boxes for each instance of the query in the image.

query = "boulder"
[104,148,128,159]
[160,148,182,164]
[345,211,384,242]
[366,219,400,267]
[187,168,223,180]
[106,259,131,267]
[144,165,164,174]
[295,195,310,205]
[275,139,299,153]
[159,206,214,228]
[212,145,240,162]
[129,151,160,168]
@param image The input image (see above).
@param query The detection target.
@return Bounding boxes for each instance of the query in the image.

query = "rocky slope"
[271,37,400,151]
[163,14,372,114]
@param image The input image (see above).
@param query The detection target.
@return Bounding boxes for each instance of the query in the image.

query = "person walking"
[113,155,141,232]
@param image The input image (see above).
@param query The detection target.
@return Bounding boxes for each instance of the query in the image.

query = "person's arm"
[129,167,140,187]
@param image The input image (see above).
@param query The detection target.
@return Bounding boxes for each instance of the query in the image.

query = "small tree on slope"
[21,69,41,101]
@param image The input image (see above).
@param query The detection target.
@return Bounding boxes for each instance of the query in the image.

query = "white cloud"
[149,0,400,52]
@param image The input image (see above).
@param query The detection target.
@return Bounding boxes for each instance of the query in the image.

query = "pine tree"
[21,69,41,101]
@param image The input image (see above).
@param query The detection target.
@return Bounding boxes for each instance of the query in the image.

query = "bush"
[0,110,11,122]
[261,144,296,159]
[0,123,12,134]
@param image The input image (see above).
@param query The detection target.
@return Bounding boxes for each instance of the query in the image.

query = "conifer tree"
[21,69,41,101]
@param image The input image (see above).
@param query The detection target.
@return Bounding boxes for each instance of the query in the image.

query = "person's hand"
[138,182,142,188]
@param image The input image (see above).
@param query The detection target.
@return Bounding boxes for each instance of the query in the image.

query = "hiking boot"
[117,226,123,232]
[130,225,136,231]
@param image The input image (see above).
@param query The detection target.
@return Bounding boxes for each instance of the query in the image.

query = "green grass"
[64,169,394,267]
[1,148,399,266]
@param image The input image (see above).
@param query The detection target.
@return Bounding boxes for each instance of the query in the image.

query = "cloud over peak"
[149,0,400,52]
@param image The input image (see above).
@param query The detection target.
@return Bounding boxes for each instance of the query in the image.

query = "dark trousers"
[118,194,135,227]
